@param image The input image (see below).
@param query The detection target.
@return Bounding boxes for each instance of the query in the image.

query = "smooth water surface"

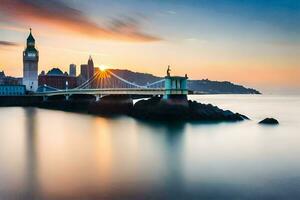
[0,95,300,199]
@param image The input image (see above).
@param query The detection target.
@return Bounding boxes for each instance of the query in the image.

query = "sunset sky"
[0,0,299,93]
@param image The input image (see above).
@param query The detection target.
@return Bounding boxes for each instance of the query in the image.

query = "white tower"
[23,28,38,92]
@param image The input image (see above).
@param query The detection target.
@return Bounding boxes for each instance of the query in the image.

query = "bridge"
[35,88,165,96]
[33,68,188,100]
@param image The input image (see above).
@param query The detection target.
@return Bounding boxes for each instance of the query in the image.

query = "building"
[0,85,26,96]
[79,56,94,82]
[80,64,89,81]
[0,70,22,85]
[0,71,5,85]
[3,76,22,85]
[88,56,94,80]
[38,68,77,89]
[23,28,39,92]
[78,56,95,87]
[69,64,76,77]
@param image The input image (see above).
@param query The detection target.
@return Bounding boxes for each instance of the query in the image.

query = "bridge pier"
[43,96,48,101]
[65,94,70,101]
[95,95,101,102]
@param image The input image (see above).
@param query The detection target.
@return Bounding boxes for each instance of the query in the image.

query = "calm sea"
[0,95,299,200]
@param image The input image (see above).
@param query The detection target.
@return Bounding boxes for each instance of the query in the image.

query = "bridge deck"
[32,88,165,96]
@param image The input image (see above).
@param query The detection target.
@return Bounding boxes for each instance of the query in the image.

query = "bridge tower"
[23,28,39,92]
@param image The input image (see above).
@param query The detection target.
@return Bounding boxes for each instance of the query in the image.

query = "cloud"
[166,10,176,15]
[0,41,19,47]
[0,0,161,42]
[0,25,28,33]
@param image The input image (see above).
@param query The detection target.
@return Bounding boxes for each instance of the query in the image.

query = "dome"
[47,68,64,76]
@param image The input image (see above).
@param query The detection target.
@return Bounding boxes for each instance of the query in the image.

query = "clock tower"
[23,28,39,92]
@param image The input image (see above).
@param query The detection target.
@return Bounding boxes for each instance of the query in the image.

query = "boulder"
[259,118,279,125]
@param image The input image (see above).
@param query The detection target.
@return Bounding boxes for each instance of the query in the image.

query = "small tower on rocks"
[163,66,188,104]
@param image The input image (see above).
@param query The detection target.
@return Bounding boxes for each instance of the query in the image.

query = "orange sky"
[0,0,299,93]
[0,31,299,92]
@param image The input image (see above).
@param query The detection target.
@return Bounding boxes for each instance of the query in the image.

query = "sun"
[98,65,107,71]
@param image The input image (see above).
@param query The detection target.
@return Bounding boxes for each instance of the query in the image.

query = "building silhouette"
[38,68,77,89]
[69,64,76,77]
[23,29,38,92]
[78,56,95,87]
[80,64,88,82]
[88,56,94,80]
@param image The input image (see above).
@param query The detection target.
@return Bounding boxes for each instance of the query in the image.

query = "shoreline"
[0,95,249,122]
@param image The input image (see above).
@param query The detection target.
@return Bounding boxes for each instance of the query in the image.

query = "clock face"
[28,53,36,57]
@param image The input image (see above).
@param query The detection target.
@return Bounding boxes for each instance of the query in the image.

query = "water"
[0,95,300,199]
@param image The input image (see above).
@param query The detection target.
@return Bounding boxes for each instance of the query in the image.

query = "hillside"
[109,69,261,94]
[188,79,260,94]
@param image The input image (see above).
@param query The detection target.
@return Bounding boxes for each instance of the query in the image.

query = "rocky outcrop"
[259,118,279,125]
[132,96,248,122]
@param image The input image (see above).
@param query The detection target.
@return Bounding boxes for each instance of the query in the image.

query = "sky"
[0,0,299,93]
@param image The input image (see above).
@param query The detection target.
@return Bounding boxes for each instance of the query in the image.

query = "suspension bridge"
[33,69,188,100]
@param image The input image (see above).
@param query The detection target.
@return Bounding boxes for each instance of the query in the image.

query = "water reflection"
[133,120,186,198]
[93,117,113,192]
[0,95,300,199]
[160,123,185,197]
[23,108,39,199]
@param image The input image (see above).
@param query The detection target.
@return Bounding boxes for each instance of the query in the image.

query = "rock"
[259,118,279,125]
[132,96,249,122]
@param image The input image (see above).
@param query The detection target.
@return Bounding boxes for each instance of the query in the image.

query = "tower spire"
[27,28,35,47]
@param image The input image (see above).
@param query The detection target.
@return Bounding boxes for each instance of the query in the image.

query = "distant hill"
[188,79,260,94]
[109,69,261,94]
[109,69,161,85]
